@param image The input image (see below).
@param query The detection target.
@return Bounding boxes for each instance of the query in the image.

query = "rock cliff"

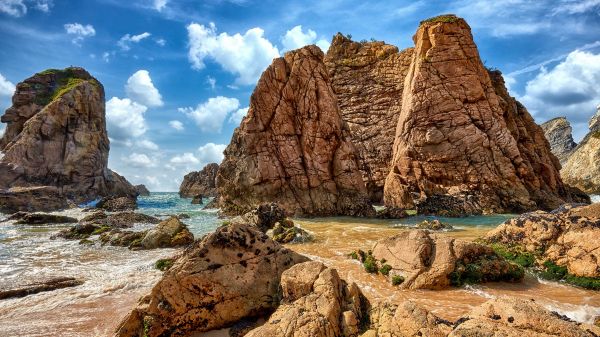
[0,67,136,212]
[541,117,577,164]
[383,15,577,214]
[217,46,374,217]
[324,35,413,203]
[179,163,219,198]
[561,106,600,194]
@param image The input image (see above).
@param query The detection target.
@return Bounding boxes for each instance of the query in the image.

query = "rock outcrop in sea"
[324,35,413,203]
[179,163,219,198]
[135,184,150,196]
[217,46,374,217]
[561,106,600,194]
[541,117,577,164]
[0,67,137,212]
[383,15,580,214]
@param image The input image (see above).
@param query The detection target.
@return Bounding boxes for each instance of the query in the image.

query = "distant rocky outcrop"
[383,15,580,214]
[179,163,219,198]
[561,106,600,194]
[324,35,413,203]
[115,223,308,336]
[217,46,374,217]
[135,184,150,196]
[541,117,577,164]
[0,67,137,213]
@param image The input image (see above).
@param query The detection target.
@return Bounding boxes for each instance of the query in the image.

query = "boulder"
[191,194,203,205]
[216,45,374,217]
[415,219,452,231]
[272,220,313,244]
[245,261,370,337]
[372,229,523,289]
[383,15,580,214]
[324,35,414,203]
[561,106,600,194]
[541,117,578,164]
[375,207,408,219]
[135,184,150,196]
[0,277,83,300]
[14,212,77,225]
[96,195,137,212]
[0,67,137,212]
[140,216,194,249]
[486,203,600,279]
[114,223,308,336]
[179,163,219,198]
[80,211,160,228]
[0,186,71,213]
[364,301,452,336]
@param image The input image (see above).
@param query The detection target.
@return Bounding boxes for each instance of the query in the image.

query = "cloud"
[206,76,216,89]
[34,0,51,12]
[281,25,330,52]
[187,22,280,85]
[118,32,151,51]
[179,96,240,133]
[125,70,163,107]
[0,73,15,97]
[518,50,600,141]
[0,0,26,17]
[124,153,155,168]
[169,120,184,131]
[64,23,95,44]
[197,142,226,164]
[155,38,166,46]
[170,152,199,166]
[153,0,168,11]
[106,97,148,141]
[136,139,159,150]
[229,106,248,124]
[552,0,600,15]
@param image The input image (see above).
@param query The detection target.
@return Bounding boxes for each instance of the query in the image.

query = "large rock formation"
[217,46,374,217]
[179,163,219,198]
[383,15,578,214]
[541,117,577,164]
[561,106,600,194]
[115,223,308,336]
[324,35,414,203]
[0,67,136,212]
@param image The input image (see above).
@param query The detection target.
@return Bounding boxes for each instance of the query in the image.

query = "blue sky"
[0,0,599,191]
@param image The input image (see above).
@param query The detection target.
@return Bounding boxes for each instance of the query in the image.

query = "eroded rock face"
[135,184,150,196]
[324,35,413,203]
[245,261,370,337]
[217,46,374,217]
[561,107,600,194]
[0,67,136,212]
[115,223,308,336]
[372,229,523,289]
[179,163,219,198]
[541,117,577,164]
[486,203,600,278]
[383,16,576,214]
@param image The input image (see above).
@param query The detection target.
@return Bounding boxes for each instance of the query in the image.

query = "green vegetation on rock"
[420,14,459,25]
[155,258,175,271]
[51,78,85,101]
[489,243,536,267]
[450,257,524,286]
[379,264,392,276]
[539,260,600,290]
[391,275,404,286]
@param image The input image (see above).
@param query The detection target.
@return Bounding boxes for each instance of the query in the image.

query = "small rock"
[376,207,408,219]
[140,216,194,249]
[15,213,77,225]
[96,196,137,212]
[0,277,83,300]
[416,219,453,231]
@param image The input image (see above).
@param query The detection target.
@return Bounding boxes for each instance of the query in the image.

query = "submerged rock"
[13,213,77,225]
[541,117,578,164]
[375,207,408,219]
[115,223,308,336]
[486,203,600,281]
[191,194,203,205]
[245,261,370,337]
[415,219,453,231]
[372,229,523,289]
[0,277,83,300]
[179,163,219,198]
[96,196,137,212]
[383,15,579,214]
[217,45,374,217]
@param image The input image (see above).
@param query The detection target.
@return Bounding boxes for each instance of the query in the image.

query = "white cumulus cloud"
[0,73,15,97]
[187,22,280,85]
[169,120,184,131]
[229,106,248,124]
[106,97,148,141]
[170,152,199,166]
[118,32,151,51]
[281,25,330,52]
[179,96,240,133]
[136,139,159,151]
[153,0,168,11]
[64,23,95,44]
[125,70,163,107]
[197,142,226,164]
[0,0,27,17]
[124,153,155,168]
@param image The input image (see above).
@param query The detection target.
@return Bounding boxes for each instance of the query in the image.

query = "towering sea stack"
[179,163,219,198]
[384,15,578,214]
[217,46,374,216]
[324,35,413,203]
[0,67,136,212]
[561,106,600,194]
[540,117,577,164]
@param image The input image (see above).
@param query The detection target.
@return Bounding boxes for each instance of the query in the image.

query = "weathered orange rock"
[325,35,413,202]
[383,15,580,214]
[217,46,374,217]
[179,163,219,198]
[541,117,577,164]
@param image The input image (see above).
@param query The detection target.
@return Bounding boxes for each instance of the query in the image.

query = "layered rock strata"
[179,163,219,198]
[541,117,577,164]
[383,15,578,214]
[324,35,413,202]
[217,46,374,217]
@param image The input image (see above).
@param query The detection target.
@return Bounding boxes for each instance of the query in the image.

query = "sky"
[0,0,599,191]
